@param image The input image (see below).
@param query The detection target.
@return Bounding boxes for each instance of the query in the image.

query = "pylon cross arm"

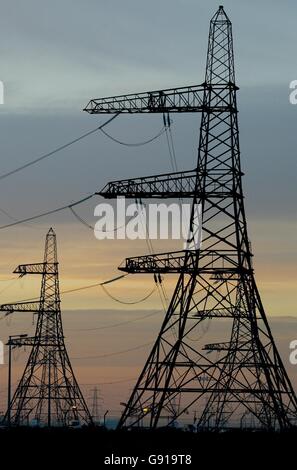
[119,250,246,274]
[83,83,234,114]
[98,169,197,199]
[14,263,57,275]
[0,301,41,314]
[7,336,36,347]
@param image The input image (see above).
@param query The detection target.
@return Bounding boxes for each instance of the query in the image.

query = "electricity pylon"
[85,6,297,429]
[90,386,103,423]
[1,228,92,427]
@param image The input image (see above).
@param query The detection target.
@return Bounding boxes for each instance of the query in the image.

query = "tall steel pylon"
[85,6,297,429]
[1,228,92,427]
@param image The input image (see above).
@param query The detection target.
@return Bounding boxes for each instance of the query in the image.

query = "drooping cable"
[101,284,156,305]
[164,122,178,173]
[100,126,166,146]
[69,205,127,233]
[96,377,137,385]
[71,329,175,361]
[0,113,120,181]
[0,207,19,222]
[0,274,157,313]
[164,114,188,243]
[0,277,20,282]
[0,193,95,230]
[135,199,169,317]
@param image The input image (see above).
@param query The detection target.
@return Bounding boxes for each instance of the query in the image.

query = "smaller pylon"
[90,386,103,424]
[1,228,93,427]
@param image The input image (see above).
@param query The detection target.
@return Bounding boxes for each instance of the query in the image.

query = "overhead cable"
[0,194,95,230]
[100,126,166,146]
[0,113,120,181]
[71,341,153,360]
[101,284,156,305]
[0,273,129,306]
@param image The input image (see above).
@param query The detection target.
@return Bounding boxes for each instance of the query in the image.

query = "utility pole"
[85,6,297,430]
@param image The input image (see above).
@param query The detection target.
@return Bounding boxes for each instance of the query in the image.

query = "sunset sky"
[0,0,296,420]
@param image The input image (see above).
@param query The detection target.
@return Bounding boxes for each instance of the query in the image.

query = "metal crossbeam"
[84,83,236,114]
[9,337,64,348]
[14,263,57,275]
[8,336,36,347]
[98,169,235,199]
[0,301,41,314]
[118,250,251,274]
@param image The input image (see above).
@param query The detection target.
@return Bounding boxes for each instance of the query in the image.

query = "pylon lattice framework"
[85,6,297,430]
[1,228,92,427]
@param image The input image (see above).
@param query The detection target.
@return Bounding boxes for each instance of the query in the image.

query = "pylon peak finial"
[211,5,230,23]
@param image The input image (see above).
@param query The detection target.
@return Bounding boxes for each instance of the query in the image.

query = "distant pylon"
[85,6,297,430]
[1,228,92,427]
[90,386,102,423]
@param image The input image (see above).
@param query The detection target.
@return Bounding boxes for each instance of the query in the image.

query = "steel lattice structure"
[2,228,92,427]
[85,6,297,430]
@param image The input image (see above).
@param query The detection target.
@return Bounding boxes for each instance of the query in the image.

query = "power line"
[0,113,120,181]
[96,377,137,385]
[135,200,168,315]
[71,340,153,360]
[62,275,128,294]
[0,207,18,222]
[164,116,188,241]
[0,205,35,229]
[62,275,157,305]
[68,310,161,332]
[69,205,127,233]
[0,275,157,312]
[1,281,157,319]
[0,120,168,233]
[69,206,93,230]
[0,193,95,230]
[100,126,166,146]
[0,274,129,306]
[0,118,167,232]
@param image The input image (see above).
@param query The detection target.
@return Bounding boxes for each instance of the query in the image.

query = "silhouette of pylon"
[2,228,93,427]
[85,6,297,430]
